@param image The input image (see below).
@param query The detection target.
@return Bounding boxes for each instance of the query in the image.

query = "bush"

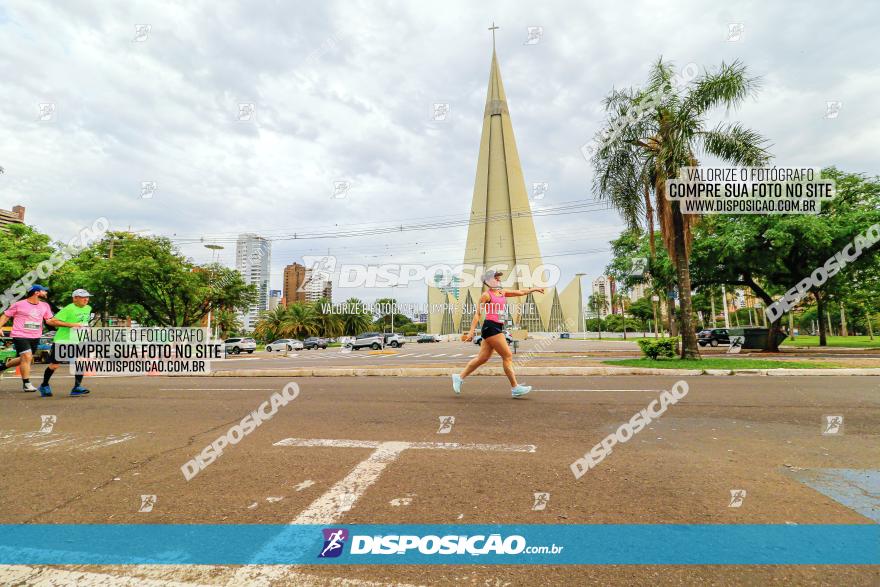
[636,337,678,359]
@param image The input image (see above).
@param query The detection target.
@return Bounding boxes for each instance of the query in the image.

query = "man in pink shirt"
[0,285,83,392]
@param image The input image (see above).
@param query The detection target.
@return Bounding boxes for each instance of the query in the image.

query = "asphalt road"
[217,340,880,370]
[0,372,877,585]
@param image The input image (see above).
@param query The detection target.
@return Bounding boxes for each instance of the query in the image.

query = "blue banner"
[0,524,876,565]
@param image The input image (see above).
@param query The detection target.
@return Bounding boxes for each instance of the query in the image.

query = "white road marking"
[537,388,662,392]
[159,388,275,391]
[0,564,423,587]
[0,430,135,452]
[434,353,447,357]
[274,437,537,523]
[451,353,463,357]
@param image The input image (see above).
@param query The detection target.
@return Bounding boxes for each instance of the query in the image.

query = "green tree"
[55,233,256,326]
[689,169,880,347]
[312,298,343,337]
[253,306,290,342]
[0,223,54,295]
[339,297,372,336]
[373,297,411,332]
[592,58,771,358]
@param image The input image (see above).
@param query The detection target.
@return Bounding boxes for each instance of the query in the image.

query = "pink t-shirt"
[4,300,53,338]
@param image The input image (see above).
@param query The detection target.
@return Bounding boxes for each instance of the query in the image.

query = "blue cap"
[27,284,48,294]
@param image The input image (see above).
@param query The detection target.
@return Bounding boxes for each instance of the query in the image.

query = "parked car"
[265,338,303,352]
[473,330,513,346]
[303,337,329,350]
[417,334,441,343]
[697,328,730,347]
[345,332,385,351]
[34,336,54,363]
[383,333,406,348]
[224,337,256,354]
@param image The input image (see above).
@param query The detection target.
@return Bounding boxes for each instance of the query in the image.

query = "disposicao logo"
[319,528,348,558]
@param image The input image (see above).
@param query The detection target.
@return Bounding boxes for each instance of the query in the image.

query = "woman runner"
[452,270,543,398]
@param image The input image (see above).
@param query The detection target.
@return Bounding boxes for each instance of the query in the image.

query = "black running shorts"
[480,319,504,339]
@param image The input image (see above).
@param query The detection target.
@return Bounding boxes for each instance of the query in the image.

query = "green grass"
[604,358,839,370]
[781,335,880,348]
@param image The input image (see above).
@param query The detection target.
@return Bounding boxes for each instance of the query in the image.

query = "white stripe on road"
[537,389,662,392]
[450,353,463,357]
[292,441,410,524]
[159,388,275,391]
[274,437,538,523]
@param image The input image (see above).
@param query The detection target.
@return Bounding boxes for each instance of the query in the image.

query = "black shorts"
[481,320,504,339]
[12,337,40,356]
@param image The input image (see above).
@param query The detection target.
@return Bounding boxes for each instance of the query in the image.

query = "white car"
[265,339,304,352]
[224,337,256,354]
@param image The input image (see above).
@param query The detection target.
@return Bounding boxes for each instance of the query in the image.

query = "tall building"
[0,205,25,227]
[591,275,616,316]
[235,234,271,330]
[628,282,649,303]
[268,289,282,311]
[283,263,307,305]
[427,43,582,334]
[303,267,332,302]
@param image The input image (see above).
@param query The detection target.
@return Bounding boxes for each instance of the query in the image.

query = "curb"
[203,367,880,377]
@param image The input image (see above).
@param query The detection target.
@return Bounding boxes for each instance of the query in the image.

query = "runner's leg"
[460,339,494,379]
[485,334,517,387]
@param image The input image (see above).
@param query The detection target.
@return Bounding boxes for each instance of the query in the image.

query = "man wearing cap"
[0,285,85,393]
[38,289,94,397]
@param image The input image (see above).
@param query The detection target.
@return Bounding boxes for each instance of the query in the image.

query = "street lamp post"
[204,244,225,339]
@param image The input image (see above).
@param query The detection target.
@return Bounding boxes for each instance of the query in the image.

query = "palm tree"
[592,59,771,358]
[254,306,289,342]
[284,303,320,339]
[339,297,372,336]
[311,298,343,337]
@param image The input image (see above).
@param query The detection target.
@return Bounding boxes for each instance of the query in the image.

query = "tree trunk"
[789,311,795,341]
[815,291,827,346]
[710,291,717,328]
[671,203,700,359]
[839,303,847,336]
[865,307,875,340]
[666,297,677,337]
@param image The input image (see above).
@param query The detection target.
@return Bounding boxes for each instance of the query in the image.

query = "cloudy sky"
[1,1,877,306]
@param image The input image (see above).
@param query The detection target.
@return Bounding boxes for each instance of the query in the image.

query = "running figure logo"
[822,415,844,435]
[39,415,57,434]
[532,492,550,511]
[139,494,157,513]
[437,416,455,434]
[318,528,349,558]
[728,489,747,508]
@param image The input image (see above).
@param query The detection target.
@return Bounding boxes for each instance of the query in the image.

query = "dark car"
[698,328,730,347]
[34,336,54,363]
[417,334,441,343]
[303,337,328,350]
[473,330,513,346]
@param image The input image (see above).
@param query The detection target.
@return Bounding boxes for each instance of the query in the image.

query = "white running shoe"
[511,384,532,398]
[452,374,463,395]
[23,382,38,392]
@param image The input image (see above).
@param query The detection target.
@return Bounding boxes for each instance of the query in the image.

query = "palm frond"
[700,122,772,166]
[682,60,759,116]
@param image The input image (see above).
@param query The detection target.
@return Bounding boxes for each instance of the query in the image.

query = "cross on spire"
[488,22,499,49]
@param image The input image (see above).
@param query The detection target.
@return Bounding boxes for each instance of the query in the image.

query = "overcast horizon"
[1,1,877,305]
